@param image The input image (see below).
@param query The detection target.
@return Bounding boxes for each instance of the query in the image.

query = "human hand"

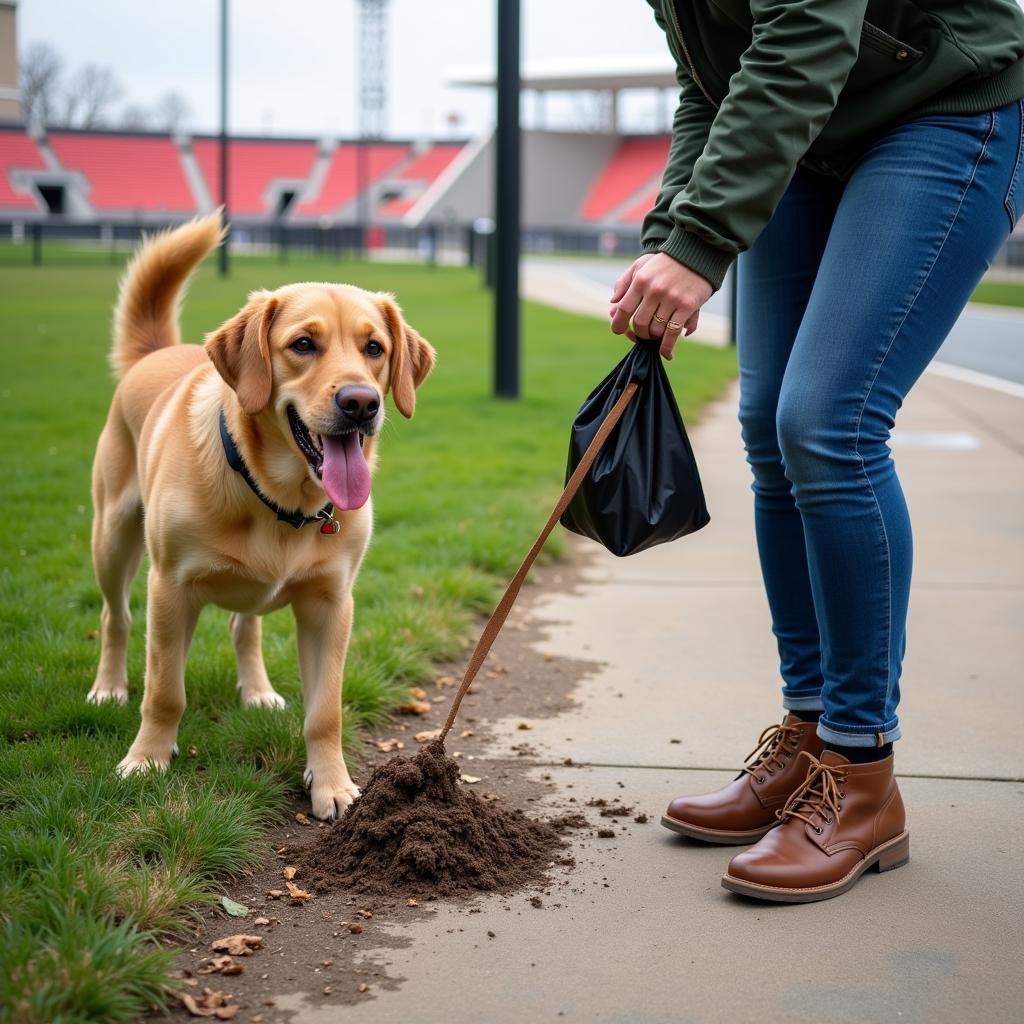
[608,252,712,360]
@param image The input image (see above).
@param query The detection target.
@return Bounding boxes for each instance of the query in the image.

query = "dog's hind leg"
[88,426,144,705]
[117,568,199,774]
[230,613,286,709]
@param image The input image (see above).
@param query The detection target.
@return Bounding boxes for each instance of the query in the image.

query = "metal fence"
[1,217,1021,272]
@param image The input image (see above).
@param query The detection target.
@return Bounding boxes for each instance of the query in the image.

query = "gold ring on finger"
[666,320,683,332]
[653,314,667,324]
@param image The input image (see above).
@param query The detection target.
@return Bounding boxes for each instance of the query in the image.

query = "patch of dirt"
[297,742,583,899]
[160,558,605,1021]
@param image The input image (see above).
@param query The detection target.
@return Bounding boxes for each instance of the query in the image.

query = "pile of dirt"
[298,743,583,899]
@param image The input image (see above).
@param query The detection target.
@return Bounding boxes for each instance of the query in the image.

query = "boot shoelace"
[776,752,848,834]
[740,721,803,784]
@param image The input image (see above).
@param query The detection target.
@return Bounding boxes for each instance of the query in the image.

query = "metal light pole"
[357,0,389,256]
[218,0,230,277]
[494,0,521,399]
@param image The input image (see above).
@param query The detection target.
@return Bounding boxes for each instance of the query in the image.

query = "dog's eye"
[290,337,316,354]
[366,340,384,357]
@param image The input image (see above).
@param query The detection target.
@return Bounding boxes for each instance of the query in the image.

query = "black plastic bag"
[560,340,710,557]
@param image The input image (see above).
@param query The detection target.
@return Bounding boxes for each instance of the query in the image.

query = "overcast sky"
[18,0,673,138]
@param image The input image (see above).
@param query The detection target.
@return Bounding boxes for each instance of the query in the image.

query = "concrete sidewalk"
[278,371,1023,1024]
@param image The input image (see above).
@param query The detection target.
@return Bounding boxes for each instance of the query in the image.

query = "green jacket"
[642,0,1024,290]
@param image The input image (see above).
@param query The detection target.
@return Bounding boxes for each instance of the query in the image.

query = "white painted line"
[926,360,1024,399]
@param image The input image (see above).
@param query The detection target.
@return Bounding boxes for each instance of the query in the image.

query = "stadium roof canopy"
[447,55,677,92]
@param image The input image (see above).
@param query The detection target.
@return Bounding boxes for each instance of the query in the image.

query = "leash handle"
[438,381,639,744]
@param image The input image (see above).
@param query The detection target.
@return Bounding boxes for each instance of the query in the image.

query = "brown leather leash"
[438,381,639,744]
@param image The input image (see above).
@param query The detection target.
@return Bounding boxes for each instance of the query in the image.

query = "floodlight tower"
[356,0,390,249]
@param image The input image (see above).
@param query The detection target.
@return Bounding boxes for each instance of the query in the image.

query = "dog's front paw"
[116,743,178,776]
[240,688,286,710]
[87,684,128,705]
[305,767,360,822]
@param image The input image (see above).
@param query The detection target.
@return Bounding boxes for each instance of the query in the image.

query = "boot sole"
[661,815,776,845]
[721,830,910,903]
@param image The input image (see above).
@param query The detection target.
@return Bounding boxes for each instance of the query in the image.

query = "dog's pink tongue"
[321,432,370,511]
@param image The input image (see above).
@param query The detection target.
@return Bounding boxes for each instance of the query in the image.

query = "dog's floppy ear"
[205,292,279,416]
[376,294,436,419]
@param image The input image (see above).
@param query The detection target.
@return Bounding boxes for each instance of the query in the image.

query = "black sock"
[788,709,821,723]
[826,742,893,764]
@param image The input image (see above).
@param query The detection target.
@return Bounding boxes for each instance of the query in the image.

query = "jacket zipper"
[665,0,719,109]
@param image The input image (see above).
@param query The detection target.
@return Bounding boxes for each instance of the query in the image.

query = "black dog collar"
[218,409,339,533]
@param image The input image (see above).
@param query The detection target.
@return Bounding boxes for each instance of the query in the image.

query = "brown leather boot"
[722,750,909,902]
[661,714,824,844]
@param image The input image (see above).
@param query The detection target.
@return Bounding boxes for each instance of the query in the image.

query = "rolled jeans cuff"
[782,693,825,711]
[817,718,902,748]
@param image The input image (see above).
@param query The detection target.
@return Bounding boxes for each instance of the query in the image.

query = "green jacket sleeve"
[647,0,868,291]
[640,70,716,258]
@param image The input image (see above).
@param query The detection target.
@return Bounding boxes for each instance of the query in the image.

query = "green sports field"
[0,249,737,1022]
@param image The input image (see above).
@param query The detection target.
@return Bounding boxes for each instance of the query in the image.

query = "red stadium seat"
[0,131,48,210]
[376,143,464,219]
[295,143,409,217]
[193,138,318,216]
[579,136,669,222]
[48,132,196,213]
[619,187,659,224]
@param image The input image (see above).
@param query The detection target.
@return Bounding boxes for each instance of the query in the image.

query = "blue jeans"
[736,100,1024,748]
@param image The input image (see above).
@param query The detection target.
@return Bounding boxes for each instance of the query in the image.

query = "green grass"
[0,251,736,1023]
[970,278,1024,308]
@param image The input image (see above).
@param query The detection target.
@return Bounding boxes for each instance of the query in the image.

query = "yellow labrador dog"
[87,212,435,819]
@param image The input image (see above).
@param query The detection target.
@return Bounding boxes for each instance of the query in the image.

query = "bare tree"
[152,91,191,133]
[63,64,122,128]
[19,42,63,128]
[119,104,152,131]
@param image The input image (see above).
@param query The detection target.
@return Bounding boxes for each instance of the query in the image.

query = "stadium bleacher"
[578,136,669,222]
[0,126,672,235]
[620,187,659,225]
[48,131,195,214]
[377,142,463,219]
[0,129,46,210]
[192,138,318,217]
[294,142,409,218]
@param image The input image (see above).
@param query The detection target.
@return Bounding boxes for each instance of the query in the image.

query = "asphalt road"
[538,257,1024,385]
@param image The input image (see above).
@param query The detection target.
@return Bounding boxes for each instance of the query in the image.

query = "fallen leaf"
[517,722,532,730]
[406,898,418,907]
[410,686,427,700]
[286,880,310,901]
[199,955,243,976]
[210,934,262,956]
[348,923,363,934]
[398,699,431,715]
[294,812,312,826]
[253,917,271,926]
[181,987,239,1019]
[460,774,481,784]
[358,983,369,993]
[266,889,284,899]
[219,896,249,918]
[358,909,373,919]
[414,730,439,744]
[375,738,404,753]
[435,674,456,687]
[282,866,297,881]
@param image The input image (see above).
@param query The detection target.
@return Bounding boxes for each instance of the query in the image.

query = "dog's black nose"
[334,385,380,425]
